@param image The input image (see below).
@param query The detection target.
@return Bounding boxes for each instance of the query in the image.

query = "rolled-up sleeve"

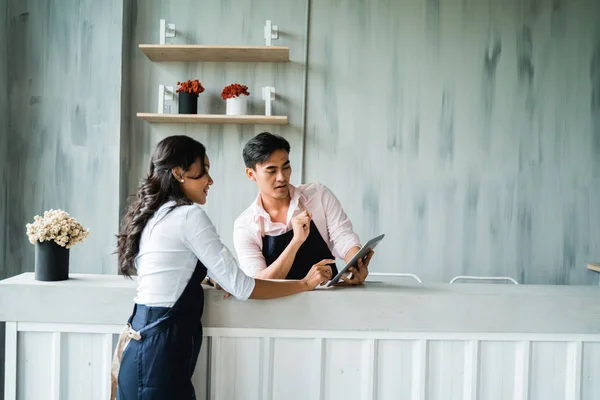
[183,206,255,300]
[233,219,267,278]
[320,185,361,259]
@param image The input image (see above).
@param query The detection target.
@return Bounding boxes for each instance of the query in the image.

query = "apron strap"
[130,317,172,340]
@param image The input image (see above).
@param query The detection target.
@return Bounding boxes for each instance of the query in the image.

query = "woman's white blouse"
[134,201,255,307]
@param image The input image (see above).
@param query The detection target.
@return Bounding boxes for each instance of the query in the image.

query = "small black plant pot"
[179,91,198,114]
[35,241,69,281]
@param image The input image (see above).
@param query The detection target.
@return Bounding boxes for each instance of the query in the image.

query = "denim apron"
[262,220,337,280]
[115,260,207,399]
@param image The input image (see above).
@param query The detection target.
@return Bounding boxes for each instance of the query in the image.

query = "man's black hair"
[242,132,291,169]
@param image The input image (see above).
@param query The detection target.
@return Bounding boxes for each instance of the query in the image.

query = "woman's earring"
[179,179,184,183]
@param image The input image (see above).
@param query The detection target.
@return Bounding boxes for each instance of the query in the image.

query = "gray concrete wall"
[303,0,600,284]
[1,0,9,281]
[1,2,8,395]
[1,2,598,395]
[128,0,600,284]
[126,0,309,252]
[1,0,599,286]
[119,0,135,222]
[3,0,124,277]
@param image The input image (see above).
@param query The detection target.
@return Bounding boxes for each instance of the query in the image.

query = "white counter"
[2,273,600,400]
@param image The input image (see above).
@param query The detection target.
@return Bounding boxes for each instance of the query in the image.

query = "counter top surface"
[2,273,599,334]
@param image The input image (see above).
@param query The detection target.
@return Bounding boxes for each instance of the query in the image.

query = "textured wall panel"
[1,2,8,396]
[304,0,600,284]
[9,327,600,400]
[322,339,368,400]
[4,0,123,276]
[582,342,600,399]
[126,0,308,253]
[479,341,517,400]
[60,333,111,400]
[376,339,420,399]
[16,332,53,400]
[213,337,262,400]
[271,338,317,400]
[426,340,465,400]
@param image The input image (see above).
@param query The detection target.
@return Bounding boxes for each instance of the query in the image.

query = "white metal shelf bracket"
[262,86,276,116]
[264,20,279,46]
[157,84,174,114]
[159,19,176,45]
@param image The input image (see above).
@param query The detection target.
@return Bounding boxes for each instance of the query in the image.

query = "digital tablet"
[326,233,385,287]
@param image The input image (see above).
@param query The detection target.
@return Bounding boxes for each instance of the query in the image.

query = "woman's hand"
[249,259,335,300]
[301,259,336,290]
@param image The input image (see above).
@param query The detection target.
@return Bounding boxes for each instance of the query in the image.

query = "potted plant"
[221,83,250,115]
[176,79,205,114]
[26,209,90,281]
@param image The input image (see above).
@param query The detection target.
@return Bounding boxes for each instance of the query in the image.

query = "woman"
[113,135,333,399]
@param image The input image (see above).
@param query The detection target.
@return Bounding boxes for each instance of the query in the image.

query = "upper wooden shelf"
[139,45,290,62]
[137,113,288,125]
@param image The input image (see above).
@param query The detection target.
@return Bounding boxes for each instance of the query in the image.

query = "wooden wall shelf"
[137,113,288,125]
[139,45,290,62]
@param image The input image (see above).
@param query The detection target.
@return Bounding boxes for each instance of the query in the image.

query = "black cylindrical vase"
[178,91,198,114]
[35,241,70,281]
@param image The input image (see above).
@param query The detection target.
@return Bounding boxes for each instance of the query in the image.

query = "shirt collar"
[251,184,306,222]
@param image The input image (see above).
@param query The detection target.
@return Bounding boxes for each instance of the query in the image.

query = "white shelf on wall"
[136,113,288,125]
[139,45,290,62]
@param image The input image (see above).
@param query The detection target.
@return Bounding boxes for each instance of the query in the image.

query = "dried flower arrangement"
[26,209,90,248]
[177,79,205,96]
[221,83,250,100]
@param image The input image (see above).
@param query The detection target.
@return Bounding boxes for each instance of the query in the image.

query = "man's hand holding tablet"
[326,234,385,287]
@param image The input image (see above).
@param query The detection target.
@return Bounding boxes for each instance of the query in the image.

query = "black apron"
[116,260,207,400]
[262,220,337,280]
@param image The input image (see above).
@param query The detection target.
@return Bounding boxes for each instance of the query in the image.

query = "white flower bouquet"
[26,209,90,249]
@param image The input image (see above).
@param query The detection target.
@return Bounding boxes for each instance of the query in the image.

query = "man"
[233,132,373,284]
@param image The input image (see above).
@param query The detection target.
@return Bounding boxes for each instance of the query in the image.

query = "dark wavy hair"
[117,135,207,277]
[242,132,290,169]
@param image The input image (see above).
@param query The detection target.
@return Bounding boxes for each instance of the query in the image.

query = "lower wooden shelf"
[137,113,288,125]
[588,264,600,273]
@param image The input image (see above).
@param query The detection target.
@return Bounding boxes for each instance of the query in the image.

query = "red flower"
[221,83,250,100]
[176,79,205,96]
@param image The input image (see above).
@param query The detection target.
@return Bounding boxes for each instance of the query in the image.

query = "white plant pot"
[226,95,248,115]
